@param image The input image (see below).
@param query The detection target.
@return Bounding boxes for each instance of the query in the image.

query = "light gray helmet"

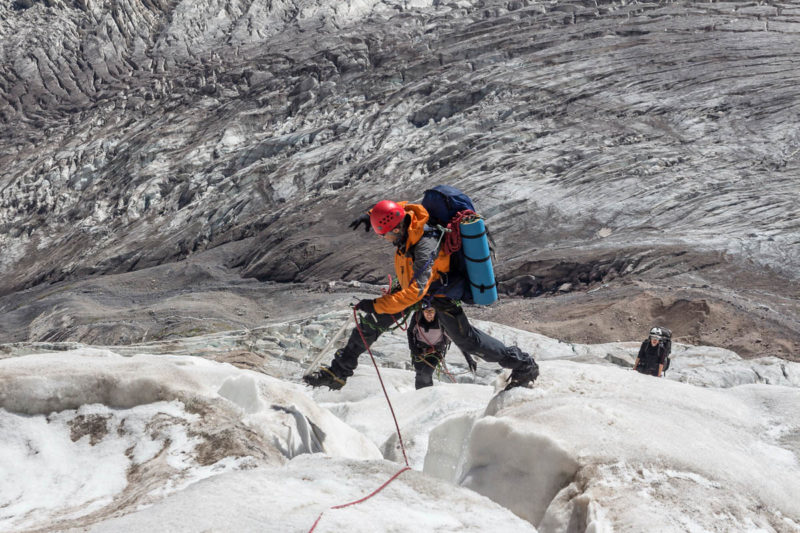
[649,327,663,339]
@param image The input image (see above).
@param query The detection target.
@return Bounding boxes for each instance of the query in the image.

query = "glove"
[348,213,371,232]
[463,353,477,373]
[354,299,376,314]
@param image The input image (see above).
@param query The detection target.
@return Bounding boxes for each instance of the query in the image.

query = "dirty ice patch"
[0,349,380,461]
[0,349,381,531]
[0,400,254,532]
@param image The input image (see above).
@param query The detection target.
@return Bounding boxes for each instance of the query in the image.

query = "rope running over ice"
[307,466,412,532]
[306,307,411,532]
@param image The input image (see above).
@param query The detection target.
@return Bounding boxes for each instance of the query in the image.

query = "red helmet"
[370,200,405,235]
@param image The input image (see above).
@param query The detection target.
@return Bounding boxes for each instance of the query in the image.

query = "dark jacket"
[637,340,667,371]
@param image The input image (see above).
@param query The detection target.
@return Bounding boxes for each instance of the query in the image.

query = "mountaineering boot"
[504,360,539,391]
[303,366,346,390]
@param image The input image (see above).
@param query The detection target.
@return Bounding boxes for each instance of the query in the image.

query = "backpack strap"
[410,228,447,284]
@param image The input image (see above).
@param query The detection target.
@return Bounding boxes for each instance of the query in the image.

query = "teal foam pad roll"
[460,218,498,305]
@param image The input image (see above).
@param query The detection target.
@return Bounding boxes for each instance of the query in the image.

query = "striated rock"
[0,0,798,355]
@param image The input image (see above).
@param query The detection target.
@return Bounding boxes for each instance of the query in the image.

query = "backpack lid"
[421,185,476,226]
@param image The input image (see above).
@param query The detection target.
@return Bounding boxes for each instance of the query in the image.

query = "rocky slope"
[1,0,798,357]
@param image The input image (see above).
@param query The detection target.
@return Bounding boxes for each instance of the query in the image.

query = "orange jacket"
[373,202,451,315]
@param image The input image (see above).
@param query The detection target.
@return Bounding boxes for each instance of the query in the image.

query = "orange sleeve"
[373,280,429,315]
[373,253,448,315]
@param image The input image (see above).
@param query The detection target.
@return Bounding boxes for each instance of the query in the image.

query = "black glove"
[464,353,477,373]
[354,299,376,314]
[348,213,371,232]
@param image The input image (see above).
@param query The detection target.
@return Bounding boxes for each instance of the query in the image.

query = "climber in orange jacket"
[303,200,538,391]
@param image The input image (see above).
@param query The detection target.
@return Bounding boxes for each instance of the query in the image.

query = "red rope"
[308,466,411,532]
[440,362,458,383]
[391,310,409,331]
[380,274,394,295]
[330,467,412,509]
[442,209,478,256]
[353,307,409,466]
[306,309,412,532]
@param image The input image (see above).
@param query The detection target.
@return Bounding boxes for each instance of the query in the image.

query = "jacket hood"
[398,202,429,246]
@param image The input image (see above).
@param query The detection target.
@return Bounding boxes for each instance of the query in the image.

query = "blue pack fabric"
[421,185,475,227]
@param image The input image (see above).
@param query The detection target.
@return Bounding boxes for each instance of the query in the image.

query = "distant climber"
[407,300,477,389]
[303,198,538,391]
[633,326,672,377]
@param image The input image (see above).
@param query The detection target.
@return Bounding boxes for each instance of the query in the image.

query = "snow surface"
[76,456,535,533]
[0,349,380,531]
[2,320,800,532]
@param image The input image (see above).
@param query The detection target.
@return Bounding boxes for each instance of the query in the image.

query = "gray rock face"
[1,0,798,355]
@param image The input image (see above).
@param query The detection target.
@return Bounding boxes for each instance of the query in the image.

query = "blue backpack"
[421,186,497,305]
[421,185,476,227]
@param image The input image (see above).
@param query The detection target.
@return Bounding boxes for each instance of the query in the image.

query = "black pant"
[413,351,442,389]
[331,297,533,378]
[636,366,659,377]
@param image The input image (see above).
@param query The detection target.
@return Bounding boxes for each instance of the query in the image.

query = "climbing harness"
[412,314,457,384]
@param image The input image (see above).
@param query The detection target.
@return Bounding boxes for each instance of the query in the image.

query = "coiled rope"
[441,209,479,256]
